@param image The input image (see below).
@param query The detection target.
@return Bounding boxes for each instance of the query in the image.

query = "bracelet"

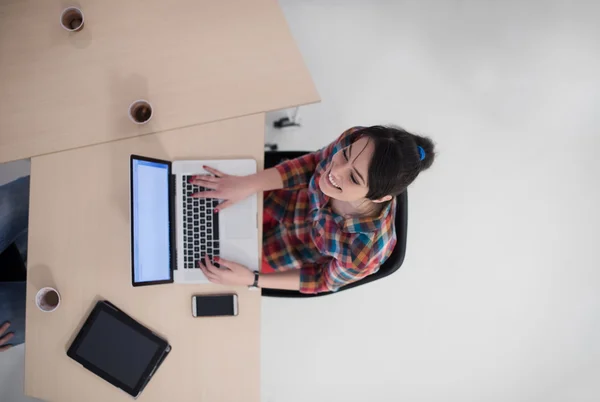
[252,271,260,288]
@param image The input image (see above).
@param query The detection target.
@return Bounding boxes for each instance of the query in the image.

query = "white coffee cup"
[60,7,84,32]
[128,100,153,124]
[36,287,61,312]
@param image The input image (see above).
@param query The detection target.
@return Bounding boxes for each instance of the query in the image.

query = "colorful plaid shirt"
[263,127,397,294]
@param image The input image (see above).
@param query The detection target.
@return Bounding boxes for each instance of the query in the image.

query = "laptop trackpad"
[221,198,255,240]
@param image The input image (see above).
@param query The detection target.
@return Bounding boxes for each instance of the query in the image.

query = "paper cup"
[128,100,153,124]
[36,287,61,312]
[60,7,84,32]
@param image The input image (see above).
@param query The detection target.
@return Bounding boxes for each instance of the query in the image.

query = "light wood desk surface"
[0,0,319,163]
[24,114,264,402]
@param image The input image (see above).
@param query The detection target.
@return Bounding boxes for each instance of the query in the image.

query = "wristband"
[249,271,260,289]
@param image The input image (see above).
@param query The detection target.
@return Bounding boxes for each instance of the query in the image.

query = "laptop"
[130,155,259,286]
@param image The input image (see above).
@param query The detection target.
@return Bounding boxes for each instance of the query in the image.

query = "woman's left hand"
[198,256,254,286]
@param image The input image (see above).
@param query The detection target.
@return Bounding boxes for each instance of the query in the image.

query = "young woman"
[192,126,435,294]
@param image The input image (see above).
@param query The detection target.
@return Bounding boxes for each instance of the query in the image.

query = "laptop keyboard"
[181,176,220,269]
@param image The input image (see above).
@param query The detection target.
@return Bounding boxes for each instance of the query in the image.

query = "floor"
[263,1,600,402]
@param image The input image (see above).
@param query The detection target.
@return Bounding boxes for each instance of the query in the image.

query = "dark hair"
[353,125,435,200]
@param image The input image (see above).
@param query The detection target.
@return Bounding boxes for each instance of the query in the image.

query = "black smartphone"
[191,294,238,317]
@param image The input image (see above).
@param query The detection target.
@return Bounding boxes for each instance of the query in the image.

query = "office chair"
[261,151,408,298]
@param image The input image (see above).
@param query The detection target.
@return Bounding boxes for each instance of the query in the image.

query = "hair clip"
[417,146,426,161]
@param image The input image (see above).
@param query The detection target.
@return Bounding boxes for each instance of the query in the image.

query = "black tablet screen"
[73,310,161,389]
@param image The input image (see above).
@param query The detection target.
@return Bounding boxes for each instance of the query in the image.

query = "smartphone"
[192,294,238,317]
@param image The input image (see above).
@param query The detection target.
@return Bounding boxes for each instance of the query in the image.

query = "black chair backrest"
[261,151,408,298]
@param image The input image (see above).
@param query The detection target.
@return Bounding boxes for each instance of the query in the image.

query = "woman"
[192,126,435,294]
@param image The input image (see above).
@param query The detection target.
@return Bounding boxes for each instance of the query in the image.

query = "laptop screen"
[131,157,173,285]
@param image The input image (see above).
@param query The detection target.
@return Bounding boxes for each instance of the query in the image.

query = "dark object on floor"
[273,117,301,129]
[0,242,27,282]
[265,109,301,151]
[261,151,408,298]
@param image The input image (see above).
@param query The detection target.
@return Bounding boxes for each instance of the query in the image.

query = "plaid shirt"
[263,127,397,294]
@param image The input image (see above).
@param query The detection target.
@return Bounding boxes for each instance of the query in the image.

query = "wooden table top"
[0,0,319,163]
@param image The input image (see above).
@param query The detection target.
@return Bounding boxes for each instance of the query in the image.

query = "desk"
[0,0,319,163]
[24,114,264,402]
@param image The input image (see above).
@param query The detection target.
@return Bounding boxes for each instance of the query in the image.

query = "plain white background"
[1,1,599,402]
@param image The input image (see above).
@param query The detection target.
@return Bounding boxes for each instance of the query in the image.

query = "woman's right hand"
[190,166,258,211]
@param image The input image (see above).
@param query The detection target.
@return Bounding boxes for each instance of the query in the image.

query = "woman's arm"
[192,127,363,209]
[190,165,283,210]
[198,255,378,295]
[246,167,284,192]
[198,257,300,290]
[257,270,301,291]
[191,150,328,210]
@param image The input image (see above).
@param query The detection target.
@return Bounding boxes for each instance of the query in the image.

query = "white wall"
[262,1,600,401]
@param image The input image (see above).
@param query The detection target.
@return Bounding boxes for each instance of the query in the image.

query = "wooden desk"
[24,114,264,402]
[0,0,319,163]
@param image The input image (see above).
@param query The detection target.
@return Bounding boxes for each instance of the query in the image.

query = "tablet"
[67,301,171,398]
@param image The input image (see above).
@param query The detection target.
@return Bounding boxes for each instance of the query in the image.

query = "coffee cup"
[60,7,84,32]
[35,287,61,313]
[128,100,153,124]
